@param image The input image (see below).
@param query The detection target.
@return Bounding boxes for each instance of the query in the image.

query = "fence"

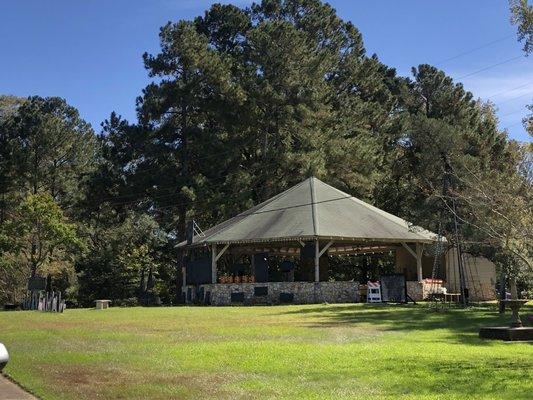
[22,291,66,313]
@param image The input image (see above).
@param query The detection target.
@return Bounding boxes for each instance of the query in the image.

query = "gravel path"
[0,375,37,400]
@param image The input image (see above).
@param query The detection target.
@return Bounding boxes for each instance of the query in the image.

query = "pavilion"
[178,176,441,305]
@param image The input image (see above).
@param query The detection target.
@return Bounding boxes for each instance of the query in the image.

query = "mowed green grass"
[1,304,532,400]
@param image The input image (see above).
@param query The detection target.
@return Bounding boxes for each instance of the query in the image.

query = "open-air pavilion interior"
[178,177,493,305]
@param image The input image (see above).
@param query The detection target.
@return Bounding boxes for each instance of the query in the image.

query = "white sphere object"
[0,343,8,370]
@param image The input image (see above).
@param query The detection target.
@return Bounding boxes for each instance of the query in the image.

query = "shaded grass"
[1,303,532,399]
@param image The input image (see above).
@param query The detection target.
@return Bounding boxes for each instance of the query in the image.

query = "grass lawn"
[1,303,532,399]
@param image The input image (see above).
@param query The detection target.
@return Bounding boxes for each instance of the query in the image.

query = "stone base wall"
[184,281,360,306]
[406,281,440,301]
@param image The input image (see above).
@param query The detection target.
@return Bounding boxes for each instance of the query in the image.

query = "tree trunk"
[30,242,38,277]
[499,272,506,313]
[177,72,189,242]
[510,276,518,300]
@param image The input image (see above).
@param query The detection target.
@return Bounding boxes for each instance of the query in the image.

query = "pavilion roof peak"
[178,176,438,247]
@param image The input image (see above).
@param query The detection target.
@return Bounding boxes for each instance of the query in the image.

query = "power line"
[153,192,357,218]
[89,37,529,206]
[107,38,523,179]
[93,172,259,206]
[94,132,340,205]
[500,108,528,118]
[434,34,515,66]
[495,91,533,106]
[97,131,341,208]
[502,120,525,130]
[102,134,258,179]
[456,55,524,80]
[487,81,533,99]
[97,184,362,227]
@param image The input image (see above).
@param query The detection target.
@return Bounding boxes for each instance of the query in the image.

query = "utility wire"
[102,134,258,179]
[151,193,358,218]
[502,120,526,130]
[456,55,524,80]
[89,135,260,202]
[92,169,253,203]
[100,180,259,208]
[96,186,359,225]
[500,108,528,118]
[434,34,515,66]
[97,131,342,208]
[94,133,339,205]
[105,38,524,179]
[92,38,529,205]
[487,81,533,99]
[495,91,533,106]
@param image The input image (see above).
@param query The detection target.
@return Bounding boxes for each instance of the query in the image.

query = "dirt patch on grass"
[38,364,126,398]
[39,363,256,400]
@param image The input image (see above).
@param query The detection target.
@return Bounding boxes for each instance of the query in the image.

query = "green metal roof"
[178,177,438,247]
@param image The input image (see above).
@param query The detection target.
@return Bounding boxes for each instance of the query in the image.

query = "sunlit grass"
[1,303,532,399]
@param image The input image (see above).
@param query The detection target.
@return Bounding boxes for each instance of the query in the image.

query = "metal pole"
[314,239,320,282]
[211,245,217,284]
[415,243,423,282]
[452,198,467,306]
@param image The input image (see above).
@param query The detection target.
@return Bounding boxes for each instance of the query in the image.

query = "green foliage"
[509,1,533,136]
[0,192,82,303]
[374,65,508,230]
[510,0,533,54]
[452,143,532,275]
[0,95,24,120]
[131,0,403,240]
[0,96,97,303]
[7,192,82,273]
[0,96,97,205]
[75,211,169,306]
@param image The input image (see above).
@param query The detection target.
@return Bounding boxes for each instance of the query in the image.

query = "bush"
[114,297,139,307]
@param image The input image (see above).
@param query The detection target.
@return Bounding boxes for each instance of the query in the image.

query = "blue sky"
[0,0,531,142]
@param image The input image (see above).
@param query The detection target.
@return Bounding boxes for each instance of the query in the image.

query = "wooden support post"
[401,242,417,258]
[211,245,217,284]
[315,239,320,282]
[416,243,423,282]
[401,242,424,282]
[314,240,333,282]
[215,244,230,262]
[211,244,229,284]
[251,253,255,278]
[319,241,333,257]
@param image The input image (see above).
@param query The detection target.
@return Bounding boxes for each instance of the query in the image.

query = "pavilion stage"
[178,177,441,306]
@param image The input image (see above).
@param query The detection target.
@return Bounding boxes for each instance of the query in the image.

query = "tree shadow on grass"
[278,304,533,345]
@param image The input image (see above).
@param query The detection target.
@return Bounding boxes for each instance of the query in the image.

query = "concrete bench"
[95,299,111,310]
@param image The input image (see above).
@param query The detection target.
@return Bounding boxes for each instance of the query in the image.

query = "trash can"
[0,343,9,370]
